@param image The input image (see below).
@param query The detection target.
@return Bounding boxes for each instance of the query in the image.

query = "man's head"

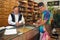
[13,6,19,14]
[38,2,45,12]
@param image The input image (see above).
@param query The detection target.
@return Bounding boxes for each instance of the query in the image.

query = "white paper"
[0,27,5,30]
[18,33,23,35]
[5,26,14,29]
[4,29,17,35]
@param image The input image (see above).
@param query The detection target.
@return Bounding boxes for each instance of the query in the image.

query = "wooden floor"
[51,28,60,40]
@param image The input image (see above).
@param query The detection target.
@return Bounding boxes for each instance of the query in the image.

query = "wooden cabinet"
[19,35,23,40]
[18,0,40,25]
[26,30,33,40]
[12,36,19,40]
[23,34,27,40]
[12,35,23,40]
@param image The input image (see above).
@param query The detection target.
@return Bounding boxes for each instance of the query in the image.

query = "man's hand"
[16,22,20,27]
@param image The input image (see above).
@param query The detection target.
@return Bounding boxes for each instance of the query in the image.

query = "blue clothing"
[43,10,50,24]
[39,25,44,33]
[39,10,50,33]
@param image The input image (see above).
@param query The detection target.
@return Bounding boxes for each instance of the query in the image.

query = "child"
[41,27,50,40]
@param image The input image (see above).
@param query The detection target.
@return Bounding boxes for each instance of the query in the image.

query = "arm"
[38,20,47,26]
[36,19,47,27]
[8,14,16,25]
[19,15,25,24]
[36,12,50,27]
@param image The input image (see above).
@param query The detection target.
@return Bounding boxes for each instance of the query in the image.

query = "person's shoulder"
[44,10,50,13]
[45,10,50,14]
[43,10,50,16]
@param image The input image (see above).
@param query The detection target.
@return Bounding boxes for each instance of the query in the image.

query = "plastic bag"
[42,31,50,40]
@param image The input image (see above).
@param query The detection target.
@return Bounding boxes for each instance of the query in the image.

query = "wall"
[34,0,41,3]
[0,0,18,26]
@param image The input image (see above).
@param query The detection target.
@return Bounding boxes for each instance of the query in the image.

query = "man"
[36,2,51,40]
[8,6,25,27]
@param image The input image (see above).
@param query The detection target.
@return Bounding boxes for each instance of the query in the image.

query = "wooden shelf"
[27,10,34,12]
[18,0,40,25]
[34,1,37,4]
[19,10,27,12]
[19,1,27,4]
[19,5,27,8]
[28,3,34,6]
[34,2,38,7]
[28,0,33,2]
[27,6,33,9]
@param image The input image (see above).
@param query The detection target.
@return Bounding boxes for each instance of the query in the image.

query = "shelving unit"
[33,2,39,22]
[26,0,34,25]
[18,0,28,25]
[18,0,40,25]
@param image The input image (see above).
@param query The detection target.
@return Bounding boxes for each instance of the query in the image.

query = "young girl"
[41,27,50,40]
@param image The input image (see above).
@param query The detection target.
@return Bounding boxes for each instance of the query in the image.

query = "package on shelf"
[28,14,32,16]
[34,3,38,6]
[28,0,34,2]
[23,13,27,16]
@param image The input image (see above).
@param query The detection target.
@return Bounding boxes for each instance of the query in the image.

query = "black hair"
[38,2,44,7]
[13,6,18,9]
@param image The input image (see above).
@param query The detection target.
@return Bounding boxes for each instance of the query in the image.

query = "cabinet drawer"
[32,30,39,37]
[19,35,23,40]
[30,29,38,38]
[12,36,19,40]
[26,30,32,40]
[23,34,27,40]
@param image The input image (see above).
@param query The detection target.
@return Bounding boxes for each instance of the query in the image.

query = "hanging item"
[42,31,50,40]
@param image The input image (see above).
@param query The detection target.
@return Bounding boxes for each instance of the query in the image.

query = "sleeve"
[19,15,25,24]
[44,12,50,21]
[8,14,16,25]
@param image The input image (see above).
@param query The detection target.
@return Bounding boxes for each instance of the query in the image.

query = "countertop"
[2,26,39,40]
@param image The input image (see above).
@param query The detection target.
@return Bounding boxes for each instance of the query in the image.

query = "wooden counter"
[2,26,39,40]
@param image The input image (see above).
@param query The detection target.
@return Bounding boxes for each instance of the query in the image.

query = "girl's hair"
[38,2,44,7]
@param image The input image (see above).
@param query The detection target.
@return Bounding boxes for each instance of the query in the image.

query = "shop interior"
[0,0,60,40]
